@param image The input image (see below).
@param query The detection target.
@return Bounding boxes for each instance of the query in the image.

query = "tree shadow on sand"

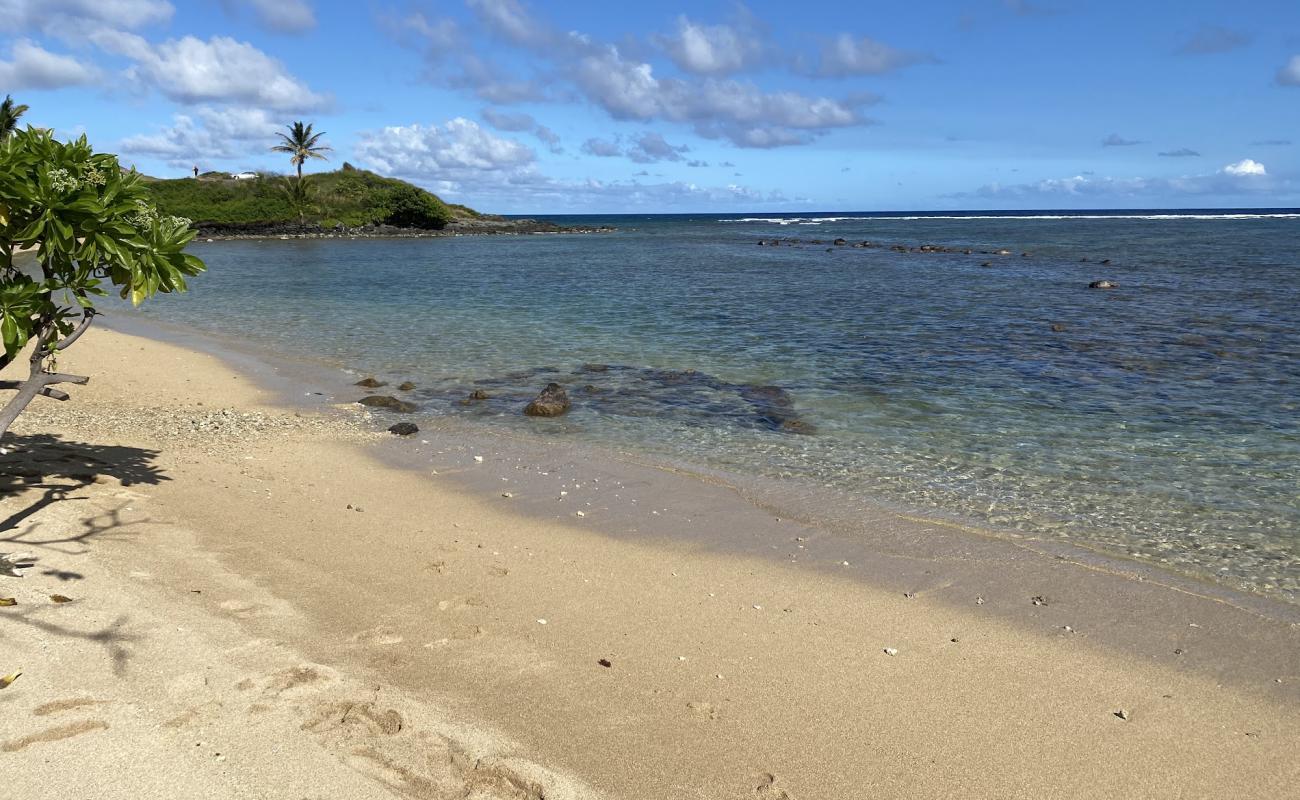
[0,433,166,675]
[1,432,168,554]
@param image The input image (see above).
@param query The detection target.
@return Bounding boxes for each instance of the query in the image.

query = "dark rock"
[1080,257,1089,262]
[579,363,610,373]
[833,238,847,246]
[388,422,419,436]
[355,377,386,388]
[1051,323,1067,333]
[980,262,992,267]
[359,395,417,412]
[398,381,416,391]
[1088,280,1119,289]
[826,248,834,252]
[524,383,570,417]
[1021,252,1031,257]
[581,384,603,393]
[468,389,490,400]
[1100,258,1111,265]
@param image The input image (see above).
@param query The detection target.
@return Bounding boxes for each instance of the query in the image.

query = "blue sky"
[4,0,1299,212]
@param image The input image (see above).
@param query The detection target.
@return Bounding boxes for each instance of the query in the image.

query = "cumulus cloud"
[91,32,327,111]
[399,0,874,148]
[354,118,536,188]
[481,108,562,152]
[658,13,768,75]
[120,106,281,167]
[961,159,1279,201]
[0,39,98,90]
[480,108,536,132]
[686,159,709,167]
[1,0,173,31]
[1102,133,1144,147]
[1158,148,1200,157]
[1278,55,1300,87]
[221,0,316,33]
[626,131,689,163]
[1177,26,1251,55]
[354,116,795,211]
[581,137,622,157]
[806,34,935,77]
[1221,158,1265,176]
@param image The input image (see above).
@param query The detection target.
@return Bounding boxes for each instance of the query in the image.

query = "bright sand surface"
[2,327,1298,799]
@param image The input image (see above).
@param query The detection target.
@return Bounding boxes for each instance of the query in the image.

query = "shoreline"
[105,310,1300,615]
[3,325,1299,798]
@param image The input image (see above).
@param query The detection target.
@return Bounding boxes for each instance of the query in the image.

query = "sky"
[3,0,1299,213]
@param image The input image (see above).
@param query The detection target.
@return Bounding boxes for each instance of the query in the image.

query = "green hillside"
[142,163,482,231]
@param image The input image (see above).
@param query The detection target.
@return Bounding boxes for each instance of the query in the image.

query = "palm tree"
[0,95,29,139]
[280,175,315,226]
[271,121,331,180]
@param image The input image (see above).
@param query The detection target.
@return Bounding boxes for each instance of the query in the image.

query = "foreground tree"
[0,127,206,439]
[0,96,29,139]
[271,121,330,180]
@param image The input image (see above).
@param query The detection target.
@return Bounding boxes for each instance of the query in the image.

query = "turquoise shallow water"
[127,211,1300,599]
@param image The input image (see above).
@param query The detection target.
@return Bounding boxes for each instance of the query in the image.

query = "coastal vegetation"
[142,164,467,232]
[0,124,205,438]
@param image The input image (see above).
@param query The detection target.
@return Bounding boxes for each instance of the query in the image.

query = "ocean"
[123,210,1300,600]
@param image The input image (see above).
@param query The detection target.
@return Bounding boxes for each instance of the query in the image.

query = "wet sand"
[1,326,1298,799]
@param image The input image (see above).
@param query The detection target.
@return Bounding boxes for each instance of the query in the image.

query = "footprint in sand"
[33,698,105,716]
[218,599,271,619]
[352,626,405,646]
[687,701,721,721]
[248,664,340,700]
[302,701,404,737]
[2,720,109,752]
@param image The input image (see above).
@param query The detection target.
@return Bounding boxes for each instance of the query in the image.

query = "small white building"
[230,172,258,181]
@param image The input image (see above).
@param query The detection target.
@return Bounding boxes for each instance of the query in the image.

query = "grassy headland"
[142,163,485,234]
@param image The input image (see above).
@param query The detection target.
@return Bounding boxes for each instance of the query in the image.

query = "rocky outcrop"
[355,377,386,388]
[1088,280,1119,289]
[388,422,419,436]
[523,383,570,417]
[397,381,416,391]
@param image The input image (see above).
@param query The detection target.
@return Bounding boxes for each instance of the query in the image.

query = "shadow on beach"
[1,433,168,550]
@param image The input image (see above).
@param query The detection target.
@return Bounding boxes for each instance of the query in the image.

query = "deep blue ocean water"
[128,210,1300,599]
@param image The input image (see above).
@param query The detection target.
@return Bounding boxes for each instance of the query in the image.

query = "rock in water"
[524,383,570,417]
[388,422,419,436]
[1088,280,1119,289]
[355,377,386,388]
[833,238,847,246]
[397,381,416,391]
[358,395,417,412]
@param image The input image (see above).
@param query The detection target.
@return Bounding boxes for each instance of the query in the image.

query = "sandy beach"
[2,326,1298,799]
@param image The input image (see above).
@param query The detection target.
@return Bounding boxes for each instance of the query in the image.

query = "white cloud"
[91,33,327,111]
[402,1,874,149]
[120,106,282,166]
[481,108,562,152]
[581,137,622,157]
[0,39,98,90]
[1221,158,1265,176]
[570,43,869,147]
[659,15,767,75]
[626,131,689,163]
[1278,55,1300,87]
[808,34,934,77]
[962,159,1281,201]
[223,0,316,33]
[1102,133,1143,147]
[480,108,536,132]
[0,0,172,30]
[354,118,536,188]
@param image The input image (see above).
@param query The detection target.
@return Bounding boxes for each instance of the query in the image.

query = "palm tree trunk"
[297,161,303,180]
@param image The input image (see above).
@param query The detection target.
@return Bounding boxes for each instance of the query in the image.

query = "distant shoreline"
[193,217,616,241]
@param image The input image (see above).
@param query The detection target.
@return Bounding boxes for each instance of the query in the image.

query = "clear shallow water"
[128,211,1300,599]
